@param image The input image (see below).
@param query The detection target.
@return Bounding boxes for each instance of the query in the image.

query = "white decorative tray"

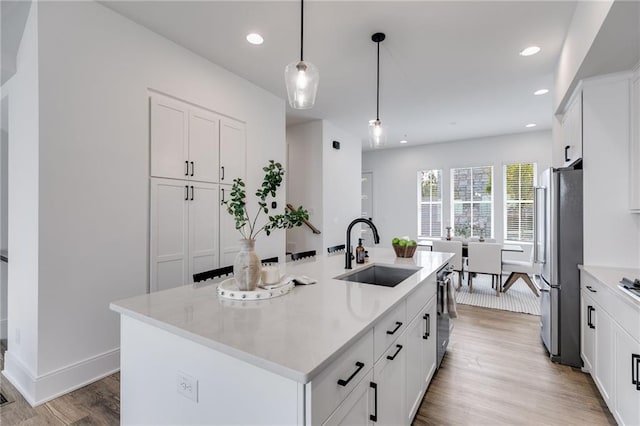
[217,277,294,301]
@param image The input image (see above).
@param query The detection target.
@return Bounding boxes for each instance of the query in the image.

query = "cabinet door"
[614,325,640,426]
[405,314,424,422]
[630,72,640,212]
[322,370,374,426]
[423,296,437,388]
[594,304,615,405]
[189,109,220,183]
[219,118,246,184]
[188,182,219,284]
[150,179,189,291]
[562,92,582,167]
[581,290,596,373]
[150,97,189,180]
[219,185,241,266]
[373,333,406,426]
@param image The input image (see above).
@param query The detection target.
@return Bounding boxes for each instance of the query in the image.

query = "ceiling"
[101,1,577,150]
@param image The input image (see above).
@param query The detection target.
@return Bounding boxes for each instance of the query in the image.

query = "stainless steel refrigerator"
[535,166,583,368]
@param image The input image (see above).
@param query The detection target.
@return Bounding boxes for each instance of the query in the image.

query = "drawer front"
[406,276,436,321]
[310,329,374,425]
[374,300,407,361]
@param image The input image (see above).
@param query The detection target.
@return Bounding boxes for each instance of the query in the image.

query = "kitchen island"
[110,249,452,425]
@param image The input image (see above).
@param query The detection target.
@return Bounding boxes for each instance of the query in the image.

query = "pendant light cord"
[376,40,380,121]
[300,0,304,62]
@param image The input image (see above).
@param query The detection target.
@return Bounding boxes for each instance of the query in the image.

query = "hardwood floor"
[414,304,615,426]
[0,305,615,425]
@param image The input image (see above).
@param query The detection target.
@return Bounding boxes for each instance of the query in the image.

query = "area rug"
[453,273,541,316]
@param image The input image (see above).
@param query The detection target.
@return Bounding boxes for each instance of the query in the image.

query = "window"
[418,170,442,238]
[451,166,493,238]
[504,162,536,242]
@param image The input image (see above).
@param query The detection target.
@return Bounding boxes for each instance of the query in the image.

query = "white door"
[594,303,615,405]
[188,182,219,283]
[614,325,640,426]
[219,118,246,184]
[189,109,220,183]
[581,290,595,373]
[219,185,241,266]
[150,96,189,180]
[373,333,406,426]
[322,370,374,426]
[361,172,374,244]
[150,178,189,291]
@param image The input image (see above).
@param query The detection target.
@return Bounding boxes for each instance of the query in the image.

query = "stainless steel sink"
[335,264,422,287]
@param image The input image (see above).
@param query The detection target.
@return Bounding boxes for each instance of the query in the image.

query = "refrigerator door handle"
[533,186,546,265]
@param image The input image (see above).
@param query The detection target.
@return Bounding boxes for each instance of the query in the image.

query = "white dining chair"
[502,248,540,296]
[468,237,496,243]
[432,240,464,289]
[467,242,502,296]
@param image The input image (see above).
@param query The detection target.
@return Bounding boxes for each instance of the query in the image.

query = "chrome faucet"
[345,218,380,269]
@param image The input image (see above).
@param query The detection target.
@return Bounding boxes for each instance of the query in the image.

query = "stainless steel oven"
[436,264,453,369]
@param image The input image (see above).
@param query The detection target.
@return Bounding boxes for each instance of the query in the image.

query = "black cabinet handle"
[423,313,430,339]
[190,186,194,201]
[586,285,597,293]
[386,344,403,361]
[221,188,225,203]
[587,306,595,329]
[184,185,189,201]
[221,166,225,181]
[386,321,403,335]
[337,361,364,387]
[564,145,571,162]
[369,382,378,422]
[185,161,189,176]
[190,161,194,177]
[632,353,640,391]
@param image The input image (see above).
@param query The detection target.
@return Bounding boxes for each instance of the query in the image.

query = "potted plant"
[222,160,309,291]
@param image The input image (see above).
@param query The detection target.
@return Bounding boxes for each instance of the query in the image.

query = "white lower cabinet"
[373,333,407,426]
[614,325,640,426]
[594,303,615,405]
[323,370,375,426]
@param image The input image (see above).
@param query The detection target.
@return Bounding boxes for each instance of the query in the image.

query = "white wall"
[321,121,361,251]
[5,1,286,405]
[286,121,323,255]
[0,127,7,340]
[286,120,361,256]
[362,131,552,259]
[582,75,640,268]
[4,1,40,396]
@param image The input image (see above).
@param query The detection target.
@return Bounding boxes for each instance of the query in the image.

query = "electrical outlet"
[177,371,198,402]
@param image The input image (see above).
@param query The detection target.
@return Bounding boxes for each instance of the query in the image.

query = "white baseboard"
[2,347,120,406]
[0,318,6,340]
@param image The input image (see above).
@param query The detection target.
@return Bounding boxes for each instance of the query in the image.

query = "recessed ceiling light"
[246,33,264,45]
[519,46,541,56]
[534,89,549,96]
[525,123,537,128]
[400,139,408,144]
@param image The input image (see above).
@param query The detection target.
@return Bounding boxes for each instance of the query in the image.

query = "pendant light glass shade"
[285,0,318,110]
[285,60,319,109]
[369,119,387,148]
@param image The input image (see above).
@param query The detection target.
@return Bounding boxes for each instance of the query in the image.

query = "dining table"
[418,240,524,256]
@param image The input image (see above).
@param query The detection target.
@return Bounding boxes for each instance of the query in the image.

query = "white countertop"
[110,249,452,383]
[579,264,640,306]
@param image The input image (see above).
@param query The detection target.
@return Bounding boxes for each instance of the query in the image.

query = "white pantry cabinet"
[150,179,219,291]
[150,95,246,184]
[580,269,640,426]
[630,69,640,212]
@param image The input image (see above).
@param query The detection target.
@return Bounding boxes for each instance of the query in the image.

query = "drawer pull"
[586,285,597,293]
[386,321,403,335]
[369,382,378,422]
[386,344,403,361]
[423,313,430,339]
[587,306,595,329]
[190,161,194,177]
[632,354,640,391]
[337,361,365,387]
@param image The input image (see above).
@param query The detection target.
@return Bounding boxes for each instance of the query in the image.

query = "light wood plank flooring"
[0,305,615,425]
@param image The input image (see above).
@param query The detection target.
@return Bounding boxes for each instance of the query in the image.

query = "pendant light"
[369,32,386,148]
[284,0,319,109]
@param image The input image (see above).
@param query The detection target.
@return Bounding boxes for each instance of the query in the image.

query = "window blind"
[504,162,536,242]
[418,170,442,238]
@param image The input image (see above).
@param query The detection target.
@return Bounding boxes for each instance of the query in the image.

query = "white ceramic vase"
[234,239,261,291]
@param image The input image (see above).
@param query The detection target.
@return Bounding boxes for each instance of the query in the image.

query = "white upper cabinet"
[630,70,640,212]
[561,91,583,167]
[150,95,246,184]
[189,109,220,183]
[219,118,247,185]
[150,97,189,180]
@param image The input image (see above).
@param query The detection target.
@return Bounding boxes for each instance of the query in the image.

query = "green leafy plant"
[222,160,309,239]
